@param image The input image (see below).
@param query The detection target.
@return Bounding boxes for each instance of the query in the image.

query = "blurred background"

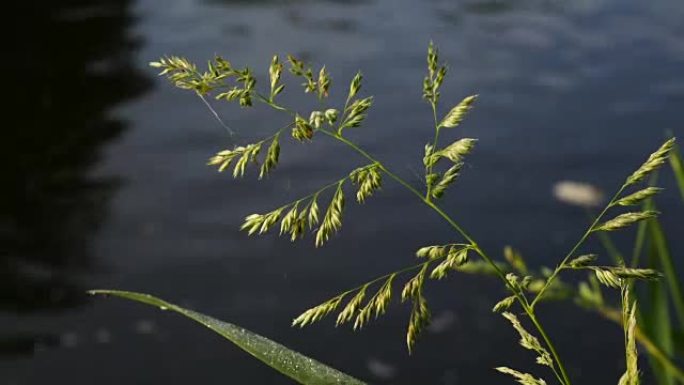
[2,0,683,384]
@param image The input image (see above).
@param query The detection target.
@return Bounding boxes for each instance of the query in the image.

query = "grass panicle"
[143,44,683,385]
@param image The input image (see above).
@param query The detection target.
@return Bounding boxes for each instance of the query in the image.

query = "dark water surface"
[2,0,684,384]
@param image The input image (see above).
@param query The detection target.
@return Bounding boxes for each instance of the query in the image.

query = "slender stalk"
[531,186,627,309]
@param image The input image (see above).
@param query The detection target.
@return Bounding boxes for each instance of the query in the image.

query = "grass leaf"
[648,218,684,328]
[668,143,684,201]
[641,240,674,385]
[89,290,367,385]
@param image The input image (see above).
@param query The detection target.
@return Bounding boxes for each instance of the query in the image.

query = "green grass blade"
[89,290,367,385]
[669,145,684,202]
[647,219,684,329]
[641,241,674,385]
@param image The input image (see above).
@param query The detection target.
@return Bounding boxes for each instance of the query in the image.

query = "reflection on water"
[0,0,149,358]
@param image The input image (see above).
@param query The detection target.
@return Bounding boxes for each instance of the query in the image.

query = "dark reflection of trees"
[0,0,150,358]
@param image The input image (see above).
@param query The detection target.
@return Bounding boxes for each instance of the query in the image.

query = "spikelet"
[339,97,374,134]
[240,214,264,235]
[423,144,436,167]
[307,196,320,229]
[593,211,659,232]
[336,285,368,326]
[315,183,345,247]
[232,143,262,178]
[593,268,622,288]
[289,213,308,241]
[348,71,363,101]
[437,138,477,163]
[492,295,516,313]
[614,187,663,206]
[354,274,395,330]
[430,248,469,280]
[317,66,331,99]
[495,367,547,385]
[279,204,299,236]
[610,267,662,280]
[308,111,325,129]
[215,67,255,106]
[406,293,430,354]
[506,273,520,289]
[427,41,438,78]
[268,55,284,99]
[292,294,346,327]
[502,312,551,366]
[501,312,553,368]
[567,254,598,268]
[324,109,339,125]
[439,95,478,128]
[292,115,314,141]
[415,245,449,259]
[401,265,433,352]
[150,56,197,74]
[286,55,305,75]
[626,138,676,186]
[422,42,448,104]
[240,208,283,236]
[286,55,317,93]
[208,143,263,177]
[402,264,429,302]
[208,148,238,172]
[259,135,280,179]
[349,164,382,203]
[431,162,463,199]
[150,56,202,91]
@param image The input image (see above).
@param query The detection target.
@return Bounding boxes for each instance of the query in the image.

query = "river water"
[2,0,683,384]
